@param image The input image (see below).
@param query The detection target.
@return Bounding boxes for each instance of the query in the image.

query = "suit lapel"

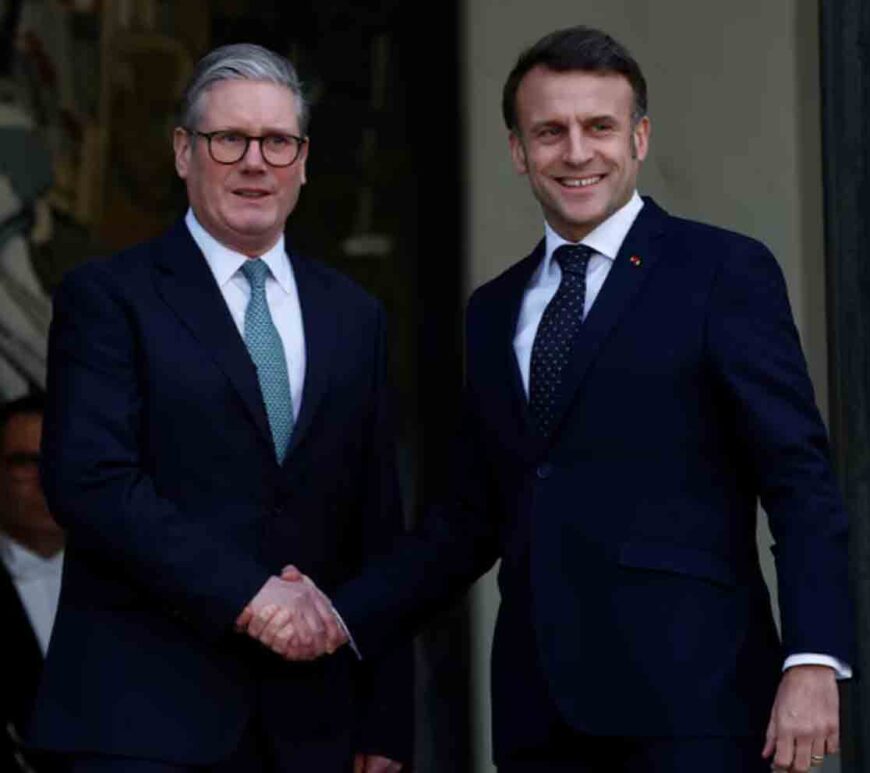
[284,253,338,458]
[479,243,546,453]
[546,198,668,437]
[153,221,273,449]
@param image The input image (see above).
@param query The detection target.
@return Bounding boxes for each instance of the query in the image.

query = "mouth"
[232,188,272,199]
[557,174,604,189]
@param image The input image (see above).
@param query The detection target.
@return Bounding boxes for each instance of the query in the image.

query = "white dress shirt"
[185,209,305,421]
[0,534,63,655]
[513,191,850,679]
[513,192,643,395]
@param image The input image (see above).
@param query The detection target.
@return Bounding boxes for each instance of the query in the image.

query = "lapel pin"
[629,255,642,267]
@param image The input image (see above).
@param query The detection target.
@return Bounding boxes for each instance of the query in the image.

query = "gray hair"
[179,43,309,133]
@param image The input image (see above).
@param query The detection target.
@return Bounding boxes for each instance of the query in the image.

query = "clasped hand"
[234,565,347,660]
[234,570,403,771]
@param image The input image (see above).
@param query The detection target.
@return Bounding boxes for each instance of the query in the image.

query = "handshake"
[234,565,349,660]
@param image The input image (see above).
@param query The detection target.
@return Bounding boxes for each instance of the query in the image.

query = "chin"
[228,217,278,239]
[559,210,604,234]
[228,208,273,226]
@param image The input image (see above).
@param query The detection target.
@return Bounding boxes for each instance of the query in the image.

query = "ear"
[173,127,192,180]
[631,115,650,162]
[508,131,528,175]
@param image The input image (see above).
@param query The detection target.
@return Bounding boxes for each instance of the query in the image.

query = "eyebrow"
[528,113,621,130]
[528,118,565,131]
[202,126,301,136]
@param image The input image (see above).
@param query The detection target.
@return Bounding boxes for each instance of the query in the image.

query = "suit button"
[536,463,553,479]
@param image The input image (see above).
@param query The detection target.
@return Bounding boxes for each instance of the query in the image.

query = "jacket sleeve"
[704,241,853,664]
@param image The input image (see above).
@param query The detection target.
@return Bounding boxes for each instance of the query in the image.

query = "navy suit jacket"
[1,560,45,770]
[28,221,411,765]
[334,198,851,758]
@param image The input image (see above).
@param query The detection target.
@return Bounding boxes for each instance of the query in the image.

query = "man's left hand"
[353,753,402,773]
[762,665,839,772]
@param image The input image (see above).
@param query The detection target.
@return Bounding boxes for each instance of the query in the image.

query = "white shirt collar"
[184,208,293,293]
[0,533,63,581]
[542,190,644,270]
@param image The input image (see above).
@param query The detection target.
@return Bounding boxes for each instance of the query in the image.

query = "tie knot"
[240,258,270,290]
[554,244,593,276]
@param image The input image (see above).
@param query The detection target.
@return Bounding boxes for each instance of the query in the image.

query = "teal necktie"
[240,259,294,463]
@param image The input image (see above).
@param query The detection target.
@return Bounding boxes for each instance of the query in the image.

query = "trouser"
[62,708,354,773]
[499,732,770,772]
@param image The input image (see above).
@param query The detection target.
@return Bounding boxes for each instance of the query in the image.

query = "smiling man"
[27,44,409,773]
[489,29,851,772]
[506,61,649,245]
[280,25,852,773]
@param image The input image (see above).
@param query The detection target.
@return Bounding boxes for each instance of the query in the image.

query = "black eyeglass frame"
[184,128,308,167]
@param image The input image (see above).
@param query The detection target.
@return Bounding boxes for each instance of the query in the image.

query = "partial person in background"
[255,25,852,773]
[0,393,64,772]
[28,43,408,772]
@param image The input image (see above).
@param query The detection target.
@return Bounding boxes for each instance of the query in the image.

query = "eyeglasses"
[185,129,308,167]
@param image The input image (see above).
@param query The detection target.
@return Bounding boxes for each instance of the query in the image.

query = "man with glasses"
[0,394,64,772]
[28,44,409,772]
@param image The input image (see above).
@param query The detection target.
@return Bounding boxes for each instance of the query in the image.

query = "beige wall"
[462,1,829,771]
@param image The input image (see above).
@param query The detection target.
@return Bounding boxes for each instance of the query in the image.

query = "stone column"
[820,2,870,770]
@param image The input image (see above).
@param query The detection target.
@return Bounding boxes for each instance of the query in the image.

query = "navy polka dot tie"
[529,244,594,436]
[241,259,294,463]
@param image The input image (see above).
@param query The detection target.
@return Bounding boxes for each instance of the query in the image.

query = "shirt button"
[536,463,553,479]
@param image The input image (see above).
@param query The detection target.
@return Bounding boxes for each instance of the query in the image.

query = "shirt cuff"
[783,653,851,680]
[331,605,362,660]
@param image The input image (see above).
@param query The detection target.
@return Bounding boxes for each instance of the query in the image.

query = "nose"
[563,125,592,166]
[239,137,268,169]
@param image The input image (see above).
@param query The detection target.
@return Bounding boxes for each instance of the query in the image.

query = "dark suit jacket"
[28,221,411,765]
[1,560,44,770]
[334,198,851,760]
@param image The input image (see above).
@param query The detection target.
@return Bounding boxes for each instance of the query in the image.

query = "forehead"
[197,79,300,132]
[515,66,635,127]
